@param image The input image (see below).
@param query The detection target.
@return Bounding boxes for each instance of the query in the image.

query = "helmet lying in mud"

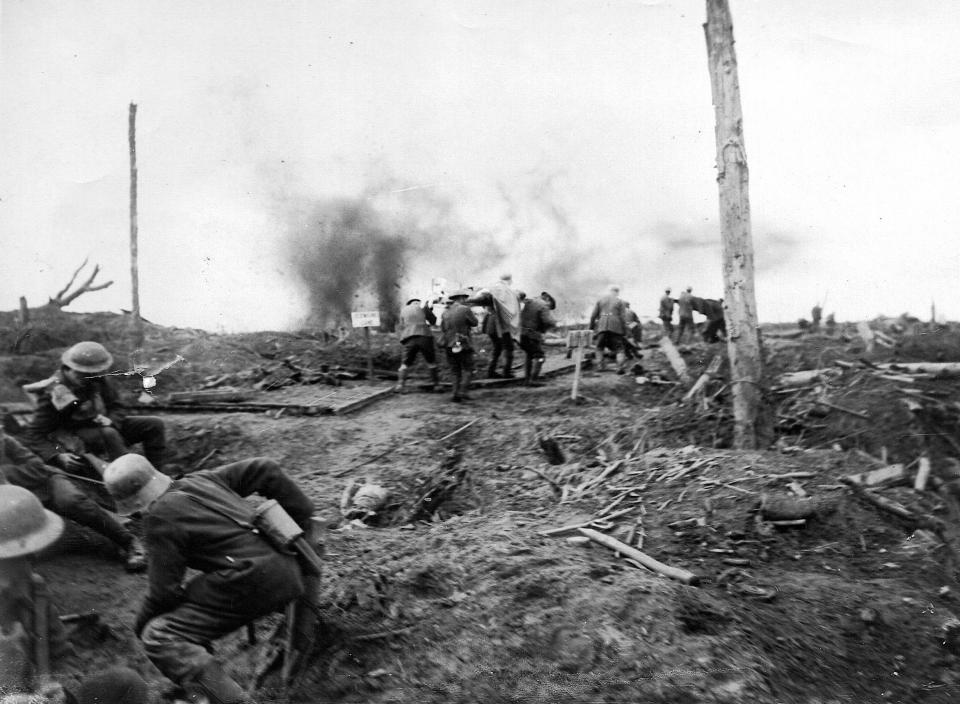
[61,341,114,374]
[104,454,172,516]
[0,485,64,558]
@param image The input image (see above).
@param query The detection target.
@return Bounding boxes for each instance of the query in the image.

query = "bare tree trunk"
[129,102,144,347]
[704,0,763,449]
[18,297,29,325]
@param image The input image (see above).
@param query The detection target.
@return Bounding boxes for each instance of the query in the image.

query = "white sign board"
[351,311,381,328]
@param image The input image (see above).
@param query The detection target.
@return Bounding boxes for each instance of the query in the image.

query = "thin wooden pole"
[704,0,763,449]
[365,326,373,382]
[129,103,144,347]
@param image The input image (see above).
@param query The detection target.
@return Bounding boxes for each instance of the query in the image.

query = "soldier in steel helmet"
[440,290,478,402]
[104,454,318,704]
[0,429,146,572]
[0,484,67,690]
[23,341,166,474]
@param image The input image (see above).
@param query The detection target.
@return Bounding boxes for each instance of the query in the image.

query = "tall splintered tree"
[704,0,763,449]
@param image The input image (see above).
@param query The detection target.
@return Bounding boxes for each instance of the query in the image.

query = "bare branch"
[49,261,114,307]
[52,257,89,301]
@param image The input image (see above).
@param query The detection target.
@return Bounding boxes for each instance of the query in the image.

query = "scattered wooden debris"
[578,528,699,585]
[845,464,905,487]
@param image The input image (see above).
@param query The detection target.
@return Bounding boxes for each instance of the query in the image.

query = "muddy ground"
[4,311,960,704]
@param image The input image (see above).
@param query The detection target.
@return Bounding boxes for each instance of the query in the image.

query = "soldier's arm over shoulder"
[211,458,313,526]
[424,306,437,326]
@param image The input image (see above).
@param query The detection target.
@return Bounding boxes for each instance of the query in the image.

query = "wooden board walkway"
[2,355,581,424]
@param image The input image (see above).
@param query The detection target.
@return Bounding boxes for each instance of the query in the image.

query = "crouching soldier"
[23,341,166,474]
[1,431,146,572]
[396,297,439,393]
[104,454,319,704]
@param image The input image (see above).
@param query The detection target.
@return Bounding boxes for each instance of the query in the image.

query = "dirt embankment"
[3,311,960,703]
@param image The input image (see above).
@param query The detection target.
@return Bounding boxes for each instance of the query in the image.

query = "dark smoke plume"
[284,197,402,329]
[280,183,506,330]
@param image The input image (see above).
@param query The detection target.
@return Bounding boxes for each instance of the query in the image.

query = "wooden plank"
[659,335,692,384]
[845,464,905,487]
[332,387,395,415]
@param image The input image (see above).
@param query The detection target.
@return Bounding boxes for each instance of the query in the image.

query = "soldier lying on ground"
[23,342,166,474]
[1,431,146,572]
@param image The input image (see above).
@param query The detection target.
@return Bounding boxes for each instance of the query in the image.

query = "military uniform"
[440,299,478,401]
[137,458,314,685]
[589,293,628,372]
[676,290,695,344]
[23,371,165,470]
[0,434,138,556]
[397,301,438,390]
[519,297,556,383]
[658,294,675,335]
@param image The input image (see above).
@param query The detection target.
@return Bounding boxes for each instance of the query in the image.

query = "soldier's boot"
[531,359,543,381]
[395,367,408,394]
[429,366,440,392]
[451,376,461,402]
[523,357,533,385]
[615,352,627,375]
[182,661,247,704]
[502,347,515,378]
[460,371,472,400]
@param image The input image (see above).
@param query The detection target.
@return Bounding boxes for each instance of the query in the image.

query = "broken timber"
[659,335,692,384]
[578,528,699,585]
[683,355,722,402]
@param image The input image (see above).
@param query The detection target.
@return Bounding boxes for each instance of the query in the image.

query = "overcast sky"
[2,0,958,331]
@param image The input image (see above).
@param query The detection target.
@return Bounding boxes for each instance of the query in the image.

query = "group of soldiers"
[1,342,319,703]
[658,286,727,344]
[396,273,558,402]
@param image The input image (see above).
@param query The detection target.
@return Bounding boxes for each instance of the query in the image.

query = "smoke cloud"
[279,181,507,330]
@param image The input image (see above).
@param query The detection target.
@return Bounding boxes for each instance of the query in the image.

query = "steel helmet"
[62,341,114,374]
[0,485,64,558]
[104,454,172,516]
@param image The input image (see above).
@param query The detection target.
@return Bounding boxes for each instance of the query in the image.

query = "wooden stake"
[364,326,373,382]
[570,330,588,400]
[129,103,144,347]
[704,0,763,449]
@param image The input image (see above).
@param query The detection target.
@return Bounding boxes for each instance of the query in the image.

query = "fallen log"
[683,356,722,402]
[578,528,699,585]
[658,336,692,384]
